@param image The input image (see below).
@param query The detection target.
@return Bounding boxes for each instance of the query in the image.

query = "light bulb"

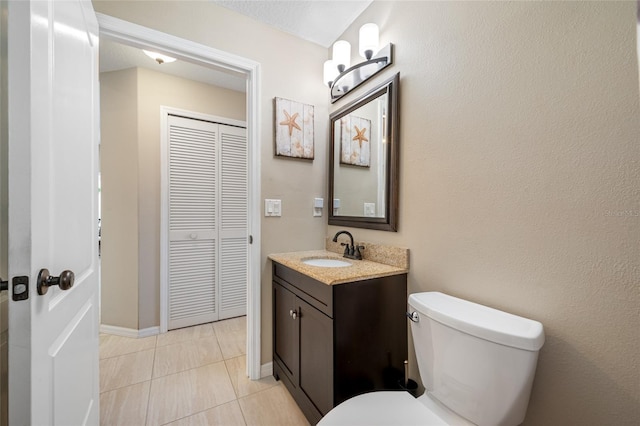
[323,60,338,87]
[332,40,351,73]
[143,50,177,65]
[359,23,379,60]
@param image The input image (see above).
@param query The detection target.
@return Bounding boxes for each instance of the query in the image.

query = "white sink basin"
[302,258,352,268]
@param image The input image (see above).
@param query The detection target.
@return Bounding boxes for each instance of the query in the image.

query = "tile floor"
[100,316,310,426]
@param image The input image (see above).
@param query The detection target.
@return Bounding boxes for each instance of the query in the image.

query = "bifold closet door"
[167,115,248,330]
[219,125,248,320]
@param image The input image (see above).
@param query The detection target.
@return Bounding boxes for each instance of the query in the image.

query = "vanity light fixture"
[143,49,177,65]
[325,23,393,103]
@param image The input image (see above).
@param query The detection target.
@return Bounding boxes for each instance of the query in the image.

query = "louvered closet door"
[219,125,248,319]
[168,116,219,329]
[168,115,247,330]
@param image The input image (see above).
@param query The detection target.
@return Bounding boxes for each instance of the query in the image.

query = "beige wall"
[93,0,330,357]
[100,69,139,328]
[330,1,640,425]
[100,66,246,329]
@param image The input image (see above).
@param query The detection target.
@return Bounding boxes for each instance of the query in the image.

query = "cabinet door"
[299,298,333,415]
[274,283,299,382]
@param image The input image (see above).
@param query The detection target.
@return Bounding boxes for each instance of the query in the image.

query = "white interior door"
[7,0,100,424]
[166,114,247,330]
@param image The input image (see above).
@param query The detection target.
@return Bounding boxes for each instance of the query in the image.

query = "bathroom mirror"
[329,73,399,231]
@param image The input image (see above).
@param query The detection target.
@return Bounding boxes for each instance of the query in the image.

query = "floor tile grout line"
[151,330,224,379]
[157,399,248,426]
[236,381,283,402]
[151,356,241,381]
[146,359,238,425]
[99,377,150,395]
[236,398,250,426]
[99,347,155,394]
[156,324,218,348]
[99,340,157,360]
[222,356,240,400]
[143,346,158,426]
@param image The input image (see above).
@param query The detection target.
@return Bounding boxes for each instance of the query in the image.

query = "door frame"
[97,13,263,380]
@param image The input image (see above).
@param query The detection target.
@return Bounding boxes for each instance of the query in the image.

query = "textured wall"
[330,1,640,424]
[100,69,140,329]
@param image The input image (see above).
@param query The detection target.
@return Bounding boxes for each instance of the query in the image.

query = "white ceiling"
[211,0,373,48]
[99,1,372,91]
[99,39,248,92]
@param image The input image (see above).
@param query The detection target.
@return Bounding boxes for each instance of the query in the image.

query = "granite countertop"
[268,250,408,286]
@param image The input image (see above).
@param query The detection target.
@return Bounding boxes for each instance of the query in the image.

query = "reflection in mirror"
[329,73,399,231]
[333,94,387,217]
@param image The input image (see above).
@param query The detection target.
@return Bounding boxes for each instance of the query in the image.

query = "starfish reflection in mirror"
[353,125,368,148]
[279,110,301,136]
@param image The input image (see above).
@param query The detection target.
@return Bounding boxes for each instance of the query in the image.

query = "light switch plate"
[265,199,282,217]
[313,198,323,217]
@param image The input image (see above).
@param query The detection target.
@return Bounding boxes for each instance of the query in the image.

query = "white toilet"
[318,292,545,426]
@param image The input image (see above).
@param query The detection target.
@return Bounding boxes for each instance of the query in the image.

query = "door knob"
[37,268,75,295]
[0,277,7,292]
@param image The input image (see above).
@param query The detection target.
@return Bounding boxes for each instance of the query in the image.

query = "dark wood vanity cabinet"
[272,262,408,425]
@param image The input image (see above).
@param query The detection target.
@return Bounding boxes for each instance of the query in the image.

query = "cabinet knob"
[290,309,298,320]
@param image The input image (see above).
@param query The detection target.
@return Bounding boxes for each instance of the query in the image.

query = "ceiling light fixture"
[143,49,177,65]
[325,23,393,103]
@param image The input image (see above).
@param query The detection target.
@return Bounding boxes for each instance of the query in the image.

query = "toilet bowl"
[318,292,545,426]
[318,391,475,425]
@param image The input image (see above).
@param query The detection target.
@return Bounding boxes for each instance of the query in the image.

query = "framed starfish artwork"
[339,115,371,167]
[274,97,314,160]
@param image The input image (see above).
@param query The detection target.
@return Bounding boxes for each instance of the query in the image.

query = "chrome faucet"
[332,230,365,260]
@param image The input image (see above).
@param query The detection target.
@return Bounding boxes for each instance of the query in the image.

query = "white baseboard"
[260,362,273,378]
[100,324,160,338]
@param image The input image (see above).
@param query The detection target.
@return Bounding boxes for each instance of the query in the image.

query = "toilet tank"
[408,292,544,426]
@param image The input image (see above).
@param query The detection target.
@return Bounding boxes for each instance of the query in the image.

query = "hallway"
[99,317,309,425]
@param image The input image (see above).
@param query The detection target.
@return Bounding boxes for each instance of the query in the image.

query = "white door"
[166,114,247,330]
[7,0,100,424]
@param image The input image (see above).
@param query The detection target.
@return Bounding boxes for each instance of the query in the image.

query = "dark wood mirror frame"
[329,73,399,231]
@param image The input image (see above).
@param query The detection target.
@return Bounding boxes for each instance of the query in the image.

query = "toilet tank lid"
[409,292,545,351]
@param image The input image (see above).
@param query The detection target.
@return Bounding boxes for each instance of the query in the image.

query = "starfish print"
[353,125,368,148]
[279,110,301,136]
